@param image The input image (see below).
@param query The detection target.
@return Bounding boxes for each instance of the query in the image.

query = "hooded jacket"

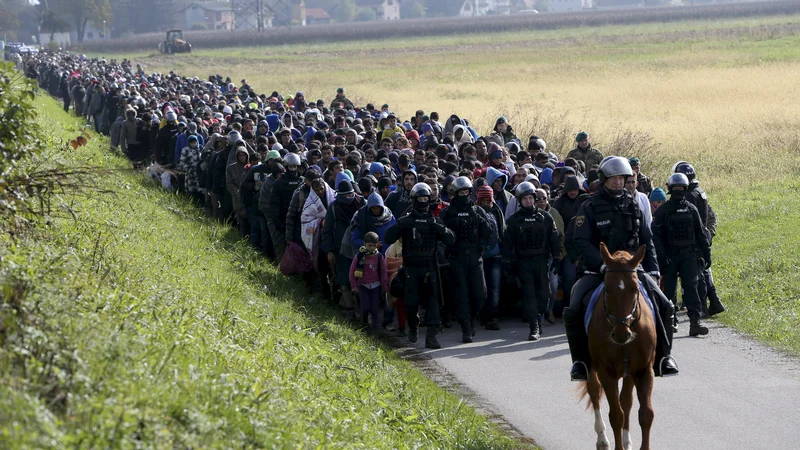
[226,146,250,212]
[384,170,417,218]
[351,192,396,256]
[552,176,588,226]
[486,167,513,214]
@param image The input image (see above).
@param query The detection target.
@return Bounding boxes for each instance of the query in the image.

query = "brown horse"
[580,243,657,450]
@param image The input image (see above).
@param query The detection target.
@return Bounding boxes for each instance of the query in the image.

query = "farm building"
[356,0,402,20]
[305,8,334,25]
[180,2,235,30]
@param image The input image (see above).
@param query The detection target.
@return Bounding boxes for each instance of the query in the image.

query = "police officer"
[440,177,492,343]
[673,162,726,317]
[385,183,455,349]
[564,156,679,381]
[652,173,710,337]
[502,182,561,341]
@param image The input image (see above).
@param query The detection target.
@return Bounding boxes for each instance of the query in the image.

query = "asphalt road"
[410,314,800,449]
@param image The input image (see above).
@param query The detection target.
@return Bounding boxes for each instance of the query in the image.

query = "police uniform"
[385,194,455,348]
[564,185,677,378]
[503,202,560,340]
[652,192,710,333]
[440,198,492,342]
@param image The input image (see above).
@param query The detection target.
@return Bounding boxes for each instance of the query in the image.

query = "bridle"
[603,267,641,329]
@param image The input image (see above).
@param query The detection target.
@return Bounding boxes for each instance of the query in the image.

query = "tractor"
[158,29,192,54]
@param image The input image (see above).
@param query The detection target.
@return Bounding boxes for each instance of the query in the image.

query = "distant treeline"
[78,1,800,54]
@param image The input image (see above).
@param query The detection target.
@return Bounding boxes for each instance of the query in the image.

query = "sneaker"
[545,311,556,324]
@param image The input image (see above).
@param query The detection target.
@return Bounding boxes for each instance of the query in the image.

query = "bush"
[0,62,46,215]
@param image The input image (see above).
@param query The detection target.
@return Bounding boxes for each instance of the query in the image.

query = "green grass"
[0,95,526,448]
[712,178,800,355]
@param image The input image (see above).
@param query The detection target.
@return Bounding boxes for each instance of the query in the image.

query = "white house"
[356,0,401,20]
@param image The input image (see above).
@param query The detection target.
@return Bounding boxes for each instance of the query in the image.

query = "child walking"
[349,232,389,330]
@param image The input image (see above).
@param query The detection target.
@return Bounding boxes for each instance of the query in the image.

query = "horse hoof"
[596,443,610,450]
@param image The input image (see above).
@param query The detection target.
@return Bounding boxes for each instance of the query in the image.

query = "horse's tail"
[576,370,603,411]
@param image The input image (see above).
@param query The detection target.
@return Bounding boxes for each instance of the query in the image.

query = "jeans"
[481,256,502,320]
[359,285,383,330]
[246,206,264,250]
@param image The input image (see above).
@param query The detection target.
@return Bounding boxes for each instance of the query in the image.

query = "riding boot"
[528,320,540,341]
[689,316,709,337]
[408,316,419,344]
[425,326,441,349]
[563,307,590,381]
[708,295,726,317]
[460,322,473,343]
[469,319,476,337]
[654,307,679,377]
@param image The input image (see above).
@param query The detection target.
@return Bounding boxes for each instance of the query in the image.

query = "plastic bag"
[281,241,313,276]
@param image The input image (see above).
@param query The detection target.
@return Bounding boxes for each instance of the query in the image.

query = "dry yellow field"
[136,17,800,191]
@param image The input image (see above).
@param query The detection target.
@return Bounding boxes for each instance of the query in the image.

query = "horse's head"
[600,243,646,345]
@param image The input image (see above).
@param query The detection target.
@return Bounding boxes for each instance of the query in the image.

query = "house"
[292,0,306,26]
[305,8,333,25]
[426,0,473,17]
[355,0,401,21]
[475,0,510,15]
[234,7,274,30]
[181,2,235,30]
[548,0,586,13]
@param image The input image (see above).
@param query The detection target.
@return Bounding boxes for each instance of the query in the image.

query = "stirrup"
[656,356,679,377]
[570,361,589,382]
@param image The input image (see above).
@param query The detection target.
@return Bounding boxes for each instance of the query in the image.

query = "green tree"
[400,0,425,19]
[334,0,356,23]
[51,0,112,42]
[40,9,71,42]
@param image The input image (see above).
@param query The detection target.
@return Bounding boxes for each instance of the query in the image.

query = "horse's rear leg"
[634,369,655,450]
[588,370,610,450]
[620,376,635,450]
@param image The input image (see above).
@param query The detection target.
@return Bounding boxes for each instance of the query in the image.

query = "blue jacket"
[351,192,395,256]
[174,132,204,166]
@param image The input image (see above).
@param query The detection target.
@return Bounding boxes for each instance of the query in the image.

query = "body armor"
[666,205,695,249]
[592,193,641,253]
[446,206,481,254]
[517,210,548,256]
[686,185,709,227]
[404,217,438,259]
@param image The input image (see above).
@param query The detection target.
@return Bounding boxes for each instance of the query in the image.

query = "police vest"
[592,194,640,254]
[666,205,696,249]
[446,206,481,254]
[517,210,548,256]
[404,217,438,259]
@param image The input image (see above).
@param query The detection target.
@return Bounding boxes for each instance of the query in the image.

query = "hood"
[486,167,507,190]
[257,120,270,135]
[453,124,473,145]
[266,114,281,133]
[564,174,582,192]
[540,168,554,185]
[204,133,223,151]
[367,191,385,208]
[444,114,464,137]
[280,112,294,128]
[304,126,317,144]
[405,129,420,143]
[369,162,385,177]
[335,172,351,189]
[401,169,417,185]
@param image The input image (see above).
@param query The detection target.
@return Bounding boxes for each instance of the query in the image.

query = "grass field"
[125,13,800,354]
[0,96,525,448]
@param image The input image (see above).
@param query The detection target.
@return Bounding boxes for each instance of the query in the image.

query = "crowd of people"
[23,52,727,380]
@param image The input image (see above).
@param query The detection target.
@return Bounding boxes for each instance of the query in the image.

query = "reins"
[602,267,642,378]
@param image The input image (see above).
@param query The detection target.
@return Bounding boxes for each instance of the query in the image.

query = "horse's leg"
[598,370,624,450]
[634,369,655,450]
[589,370,610,450]
[620,376,635,450]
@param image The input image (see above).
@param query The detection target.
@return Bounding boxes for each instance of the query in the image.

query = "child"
[385,237,406,335]
[350,232,389,330]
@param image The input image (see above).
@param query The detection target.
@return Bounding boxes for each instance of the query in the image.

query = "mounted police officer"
[673,162,726,317]
[652,173,710,337]
[564,156,679,381]
[502,182,561,341]
[385,183,455,349]
[440,177,492,343]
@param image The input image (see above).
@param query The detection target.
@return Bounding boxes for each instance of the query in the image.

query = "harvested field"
[80,0,800,53]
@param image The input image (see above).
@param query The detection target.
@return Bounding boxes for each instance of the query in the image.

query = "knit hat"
[477,185,494,204]
[489,143,504,160]
[165,111,177,122]
[629,157,640,166]
[227,131,242,145]
[650,188,667,202]
[266,150,281,161]
[575,131,588,142]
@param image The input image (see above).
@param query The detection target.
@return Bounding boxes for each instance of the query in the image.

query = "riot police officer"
[385,183,456,349]
[440,177,492,343]
[502,182,561,341]
[673,162,726,317]
[652,173,710,337]
[564,156,679,381]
